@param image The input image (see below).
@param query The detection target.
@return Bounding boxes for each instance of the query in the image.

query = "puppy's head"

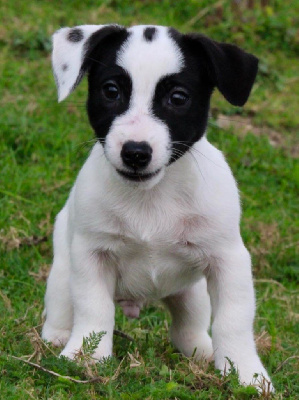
[53,24,258,185]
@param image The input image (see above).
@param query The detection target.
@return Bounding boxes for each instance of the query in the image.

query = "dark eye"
[169,90,189,107]
[102,81,120,101]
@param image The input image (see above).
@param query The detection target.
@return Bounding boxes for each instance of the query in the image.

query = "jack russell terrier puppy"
[42,24,273,390]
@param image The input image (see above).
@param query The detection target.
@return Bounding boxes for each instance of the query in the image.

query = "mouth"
[116,168,161,182]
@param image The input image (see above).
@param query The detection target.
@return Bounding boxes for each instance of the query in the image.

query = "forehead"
[116,26,184,82]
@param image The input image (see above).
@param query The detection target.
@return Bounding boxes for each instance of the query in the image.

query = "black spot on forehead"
[143,27,157,42]
[62,63,68,71]
[67,28,84,42]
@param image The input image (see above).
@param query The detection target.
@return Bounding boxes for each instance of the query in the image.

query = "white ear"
[52,24,122,102]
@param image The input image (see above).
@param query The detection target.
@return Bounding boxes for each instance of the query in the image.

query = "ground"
[0,1,298,399]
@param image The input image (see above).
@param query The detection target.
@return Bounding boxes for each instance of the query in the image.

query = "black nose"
[121,141,152,169]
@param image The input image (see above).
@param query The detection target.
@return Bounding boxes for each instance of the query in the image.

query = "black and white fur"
[42,24,273,390]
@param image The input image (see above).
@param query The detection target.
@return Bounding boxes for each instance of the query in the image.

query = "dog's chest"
[98,207,210,300]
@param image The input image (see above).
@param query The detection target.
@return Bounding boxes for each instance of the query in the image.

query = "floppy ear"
[184,34,259,106]
[52,24,126,102]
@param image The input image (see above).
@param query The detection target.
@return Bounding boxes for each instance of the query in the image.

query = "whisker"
[75,137,105,151]
[188,151,206,183]
[171,141,225,169]
[78,138,98,145]
[85,57,108,68]
[170,148,205,183]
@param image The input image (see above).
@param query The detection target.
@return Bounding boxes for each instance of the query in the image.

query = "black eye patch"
[81,28,131,142]
[152,73,212,164]
[87,67,132,141]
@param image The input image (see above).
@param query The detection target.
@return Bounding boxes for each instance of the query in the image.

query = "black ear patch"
[83,25,128,68]
[67,28,84,43]
[182,33,259,106]
[143,27,157,42]
[72,26,128,97]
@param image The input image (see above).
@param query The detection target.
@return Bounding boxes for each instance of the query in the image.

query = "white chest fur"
[98,213,209,301]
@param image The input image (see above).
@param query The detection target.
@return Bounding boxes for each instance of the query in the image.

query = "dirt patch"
[0,290,12,312]
[246,221,281,272]
[216,114,299,158]
[29,264,50,282]
[0,226,48,251]
[255,330,282,355]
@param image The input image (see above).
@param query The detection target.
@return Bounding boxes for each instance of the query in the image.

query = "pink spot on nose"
[127,115,141,125]
[118,300,141,318]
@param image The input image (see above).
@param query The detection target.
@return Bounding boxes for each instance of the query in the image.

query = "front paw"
[216,357,274,392]
[237,364,274,393]
[60,332,113,361]
[60,346,112,362]
[42,322,71,347]
[171,328,214,360]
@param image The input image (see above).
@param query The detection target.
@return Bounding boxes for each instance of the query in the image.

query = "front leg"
[206,242,273,390]
[61,233,115,361]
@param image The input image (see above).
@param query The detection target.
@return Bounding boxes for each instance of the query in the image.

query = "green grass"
[0,1,298,399]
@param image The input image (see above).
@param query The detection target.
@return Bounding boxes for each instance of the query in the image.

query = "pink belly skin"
[118,300,142,318]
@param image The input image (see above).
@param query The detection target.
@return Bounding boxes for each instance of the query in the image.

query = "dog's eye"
[102,81,120,101]
[169,91,189,107]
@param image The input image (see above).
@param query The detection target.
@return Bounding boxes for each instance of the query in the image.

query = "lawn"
[0,1,298,399]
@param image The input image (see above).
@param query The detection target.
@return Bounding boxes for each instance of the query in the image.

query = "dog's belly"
[111,239,208,302]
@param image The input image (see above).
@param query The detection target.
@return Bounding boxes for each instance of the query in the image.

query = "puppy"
[42,24,273,389]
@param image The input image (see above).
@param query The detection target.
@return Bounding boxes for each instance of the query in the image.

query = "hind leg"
[42,207,73,346]
[163,278,213,360]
